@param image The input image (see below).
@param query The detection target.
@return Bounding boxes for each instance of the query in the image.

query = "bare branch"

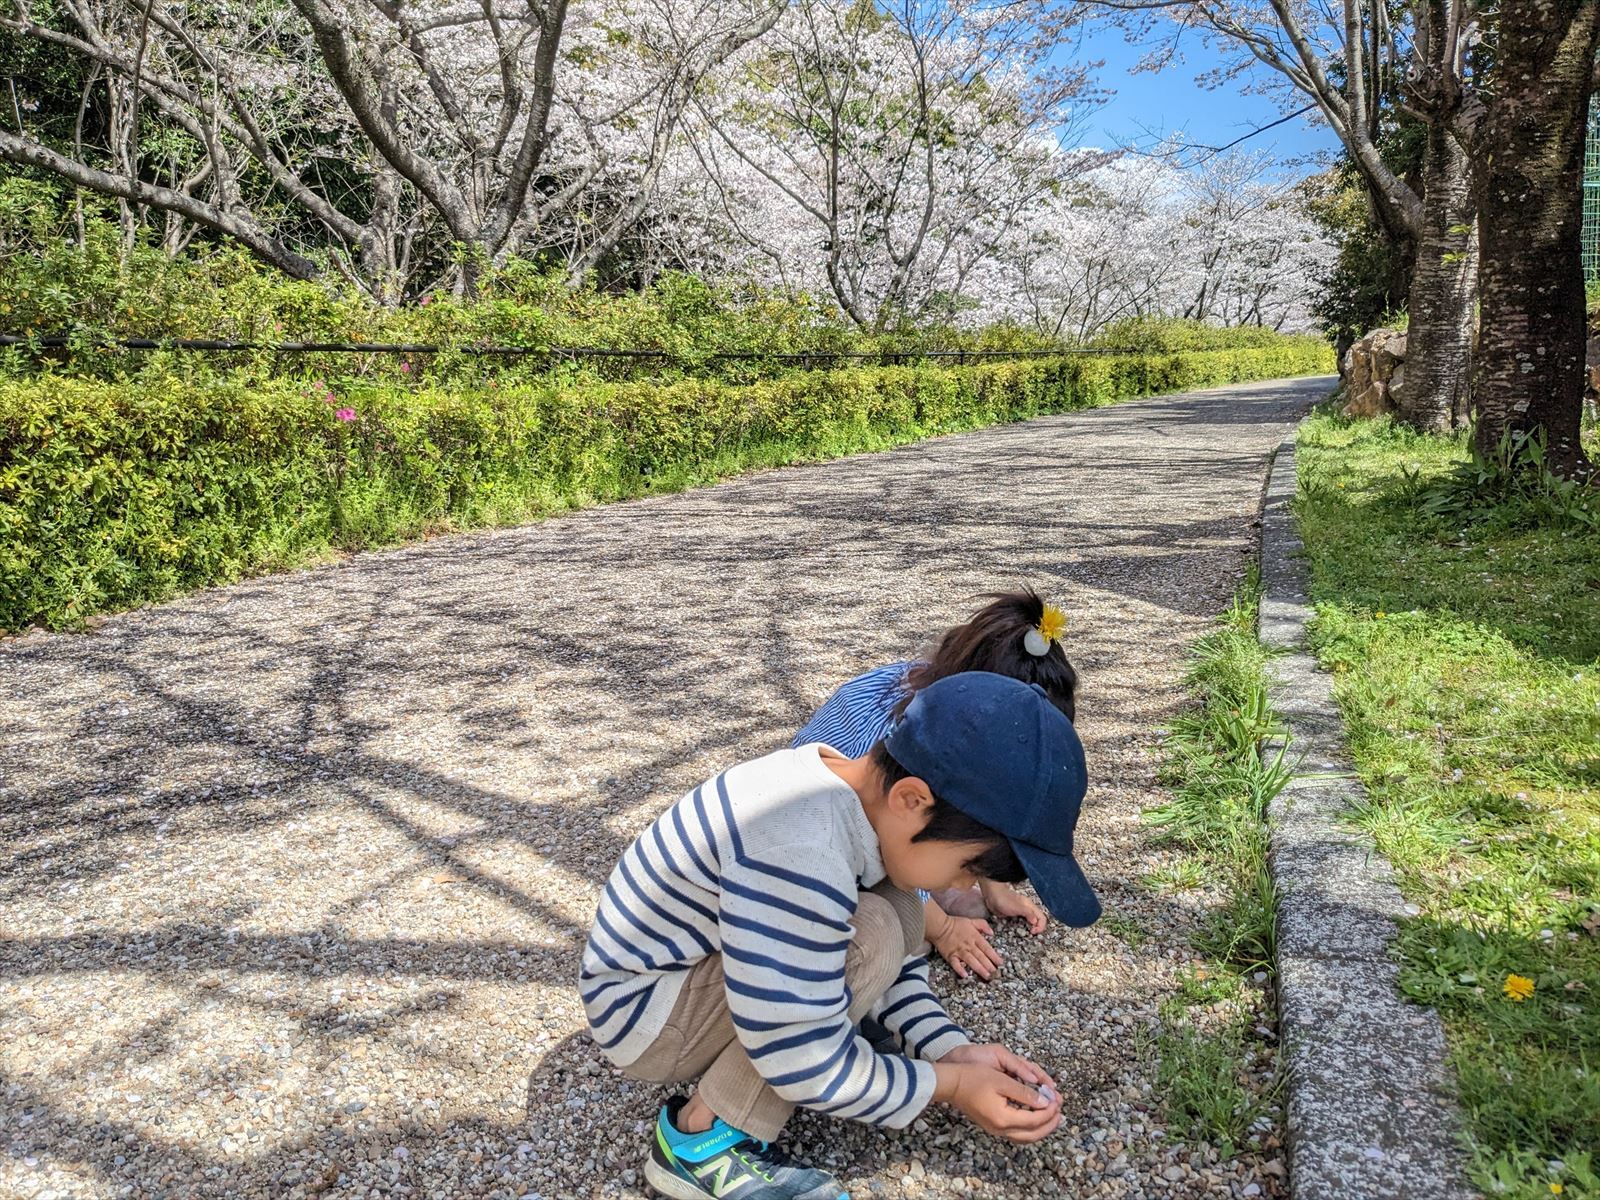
[0,128,320,277]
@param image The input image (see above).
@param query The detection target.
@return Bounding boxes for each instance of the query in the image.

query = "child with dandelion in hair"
[793,588,1078,980]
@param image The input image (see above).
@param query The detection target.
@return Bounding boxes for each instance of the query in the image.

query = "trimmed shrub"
[0,341,1333,630]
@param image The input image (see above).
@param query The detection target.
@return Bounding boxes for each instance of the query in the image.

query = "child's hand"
[938,1043,1058,1094]
[932,1047,1062,1143]
[930,911,1003,981]
[980,880,1047,934]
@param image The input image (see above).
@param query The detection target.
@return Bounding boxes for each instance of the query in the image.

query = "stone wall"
[1338,328,1408,419]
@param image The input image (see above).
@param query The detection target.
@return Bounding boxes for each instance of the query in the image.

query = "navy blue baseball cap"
[884,671,1100,927]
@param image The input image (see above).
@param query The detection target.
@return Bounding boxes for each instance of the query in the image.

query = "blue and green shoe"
[643,1096,848,1200]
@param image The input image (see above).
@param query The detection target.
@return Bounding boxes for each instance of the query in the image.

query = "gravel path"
[1,376,1331,1200]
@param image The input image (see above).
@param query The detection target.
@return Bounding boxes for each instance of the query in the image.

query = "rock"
[1162,1165,1185,1182]
[1342,327,1405,419]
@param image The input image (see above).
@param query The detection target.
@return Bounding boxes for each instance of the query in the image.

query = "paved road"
[1,376,1332,1200]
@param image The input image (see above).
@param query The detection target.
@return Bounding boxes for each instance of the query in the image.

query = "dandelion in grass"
[335,407,356,423]
[1503,974,1535,1002]
[1550,1184,1563,1195]
[1375,611,1386,620]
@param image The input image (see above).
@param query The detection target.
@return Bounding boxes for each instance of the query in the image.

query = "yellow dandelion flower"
[1503,974,1535,1002]
[1550,1184,1563,1195]
[1037,604,1068,644]
[1375,611,1386,620]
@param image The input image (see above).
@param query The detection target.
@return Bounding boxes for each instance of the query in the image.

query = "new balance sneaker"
[643,1096,848,1200]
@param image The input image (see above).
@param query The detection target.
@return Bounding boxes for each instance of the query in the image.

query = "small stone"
[1162,1166,1185,1182]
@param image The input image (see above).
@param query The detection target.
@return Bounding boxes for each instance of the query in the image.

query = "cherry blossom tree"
[0,0,779,293]
[1094,0,1479,431]
[985,152,1330,338]
[1462,0,1600,477]
[684,0,1092,328]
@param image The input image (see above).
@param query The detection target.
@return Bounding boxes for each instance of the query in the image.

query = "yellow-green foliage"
[0,340,1332,631]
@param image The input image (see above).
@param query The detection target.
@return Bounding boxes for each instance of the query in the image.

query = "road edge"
[1259,432,1477,1200]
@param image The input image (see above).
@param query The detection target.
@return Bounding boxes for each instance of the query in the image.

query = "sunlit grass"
[1295,410,1600,1200]
[1145,571,1288,1156]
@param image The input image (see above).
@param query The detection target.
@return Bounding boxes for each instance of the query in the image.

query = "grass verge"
[1144,568,1293,1158]
[1294,409,1600,1200]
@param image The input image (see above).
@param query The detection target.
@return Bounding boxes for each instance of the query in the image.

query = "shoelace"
[735,1139,794,1182]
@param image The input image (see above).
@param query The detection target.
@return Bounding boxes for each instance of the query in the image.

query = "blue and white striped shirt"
[792,661,913,758]
[579,744,968,1129]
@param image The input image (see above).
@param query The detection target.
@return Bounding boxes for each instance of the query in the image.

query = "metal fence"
[1585,106,1600,284]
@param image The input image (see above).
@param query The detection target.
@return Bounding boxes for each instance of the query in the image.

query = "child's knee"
[878,885,926,955]
[846,893,910,996]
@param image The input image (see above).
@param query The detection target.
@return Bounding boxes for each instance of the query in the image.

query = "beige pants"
[621,883,924,1141]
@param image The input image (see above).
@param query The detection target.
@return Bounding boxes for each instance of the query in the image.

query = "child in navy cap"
[580,671,1098,1200]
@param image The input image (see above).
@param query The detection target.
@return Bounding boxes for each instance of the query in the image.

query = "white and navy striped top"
[579,744,969,1129]
[792,661,914,759]
[793,662,935,902]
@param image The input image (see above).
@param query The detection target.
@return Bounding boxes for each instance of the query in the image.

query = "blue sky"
[1051,20,1341,168]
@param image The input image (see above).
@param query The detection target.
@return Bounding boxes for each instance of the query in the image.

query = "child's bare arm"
[979,879,1047,934]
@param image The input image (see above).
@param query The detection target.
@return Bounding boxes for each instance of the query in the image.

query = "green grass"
[1149,573,1294,973]
[1145,569,1292,1155]
[1294,410,1600,1200]
[1100,910,1151,949]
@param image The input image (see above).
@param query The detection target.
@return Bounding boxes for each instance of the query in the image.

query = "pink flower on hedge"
[400,360,412,374]
[335,407,356,422]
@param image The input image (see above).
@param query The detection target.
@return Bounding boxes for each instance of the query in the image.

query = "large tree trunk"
[1396,123,1477,433]
[1471,0,1600,478]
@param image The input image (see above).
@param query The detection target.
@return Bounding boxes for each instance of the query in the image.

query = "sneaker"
[643,1096,848,1200]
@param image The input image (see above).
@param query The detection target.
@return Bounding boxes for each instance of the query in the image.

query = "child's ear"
[887,776,936,824]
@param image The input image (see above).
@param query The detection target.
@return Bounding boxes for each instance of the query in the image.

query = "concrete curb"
[1259,434,1476,1200]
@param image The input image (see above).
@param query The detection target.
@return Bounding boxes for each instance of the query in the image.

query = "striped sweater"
[579,744,969,1129]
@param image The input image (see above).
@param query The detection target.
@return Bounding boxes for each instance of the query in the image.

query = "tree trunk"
[1471,0,1600,477]
[1396,122,1477,434]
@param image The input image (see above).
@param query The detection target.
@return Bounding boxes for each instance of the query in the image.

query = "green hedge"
[0,341,1332,630]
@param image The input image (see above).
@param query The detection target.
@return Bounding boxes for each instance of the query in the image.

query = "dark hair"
[901,587,1078,723]
[870,743,1027,884]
